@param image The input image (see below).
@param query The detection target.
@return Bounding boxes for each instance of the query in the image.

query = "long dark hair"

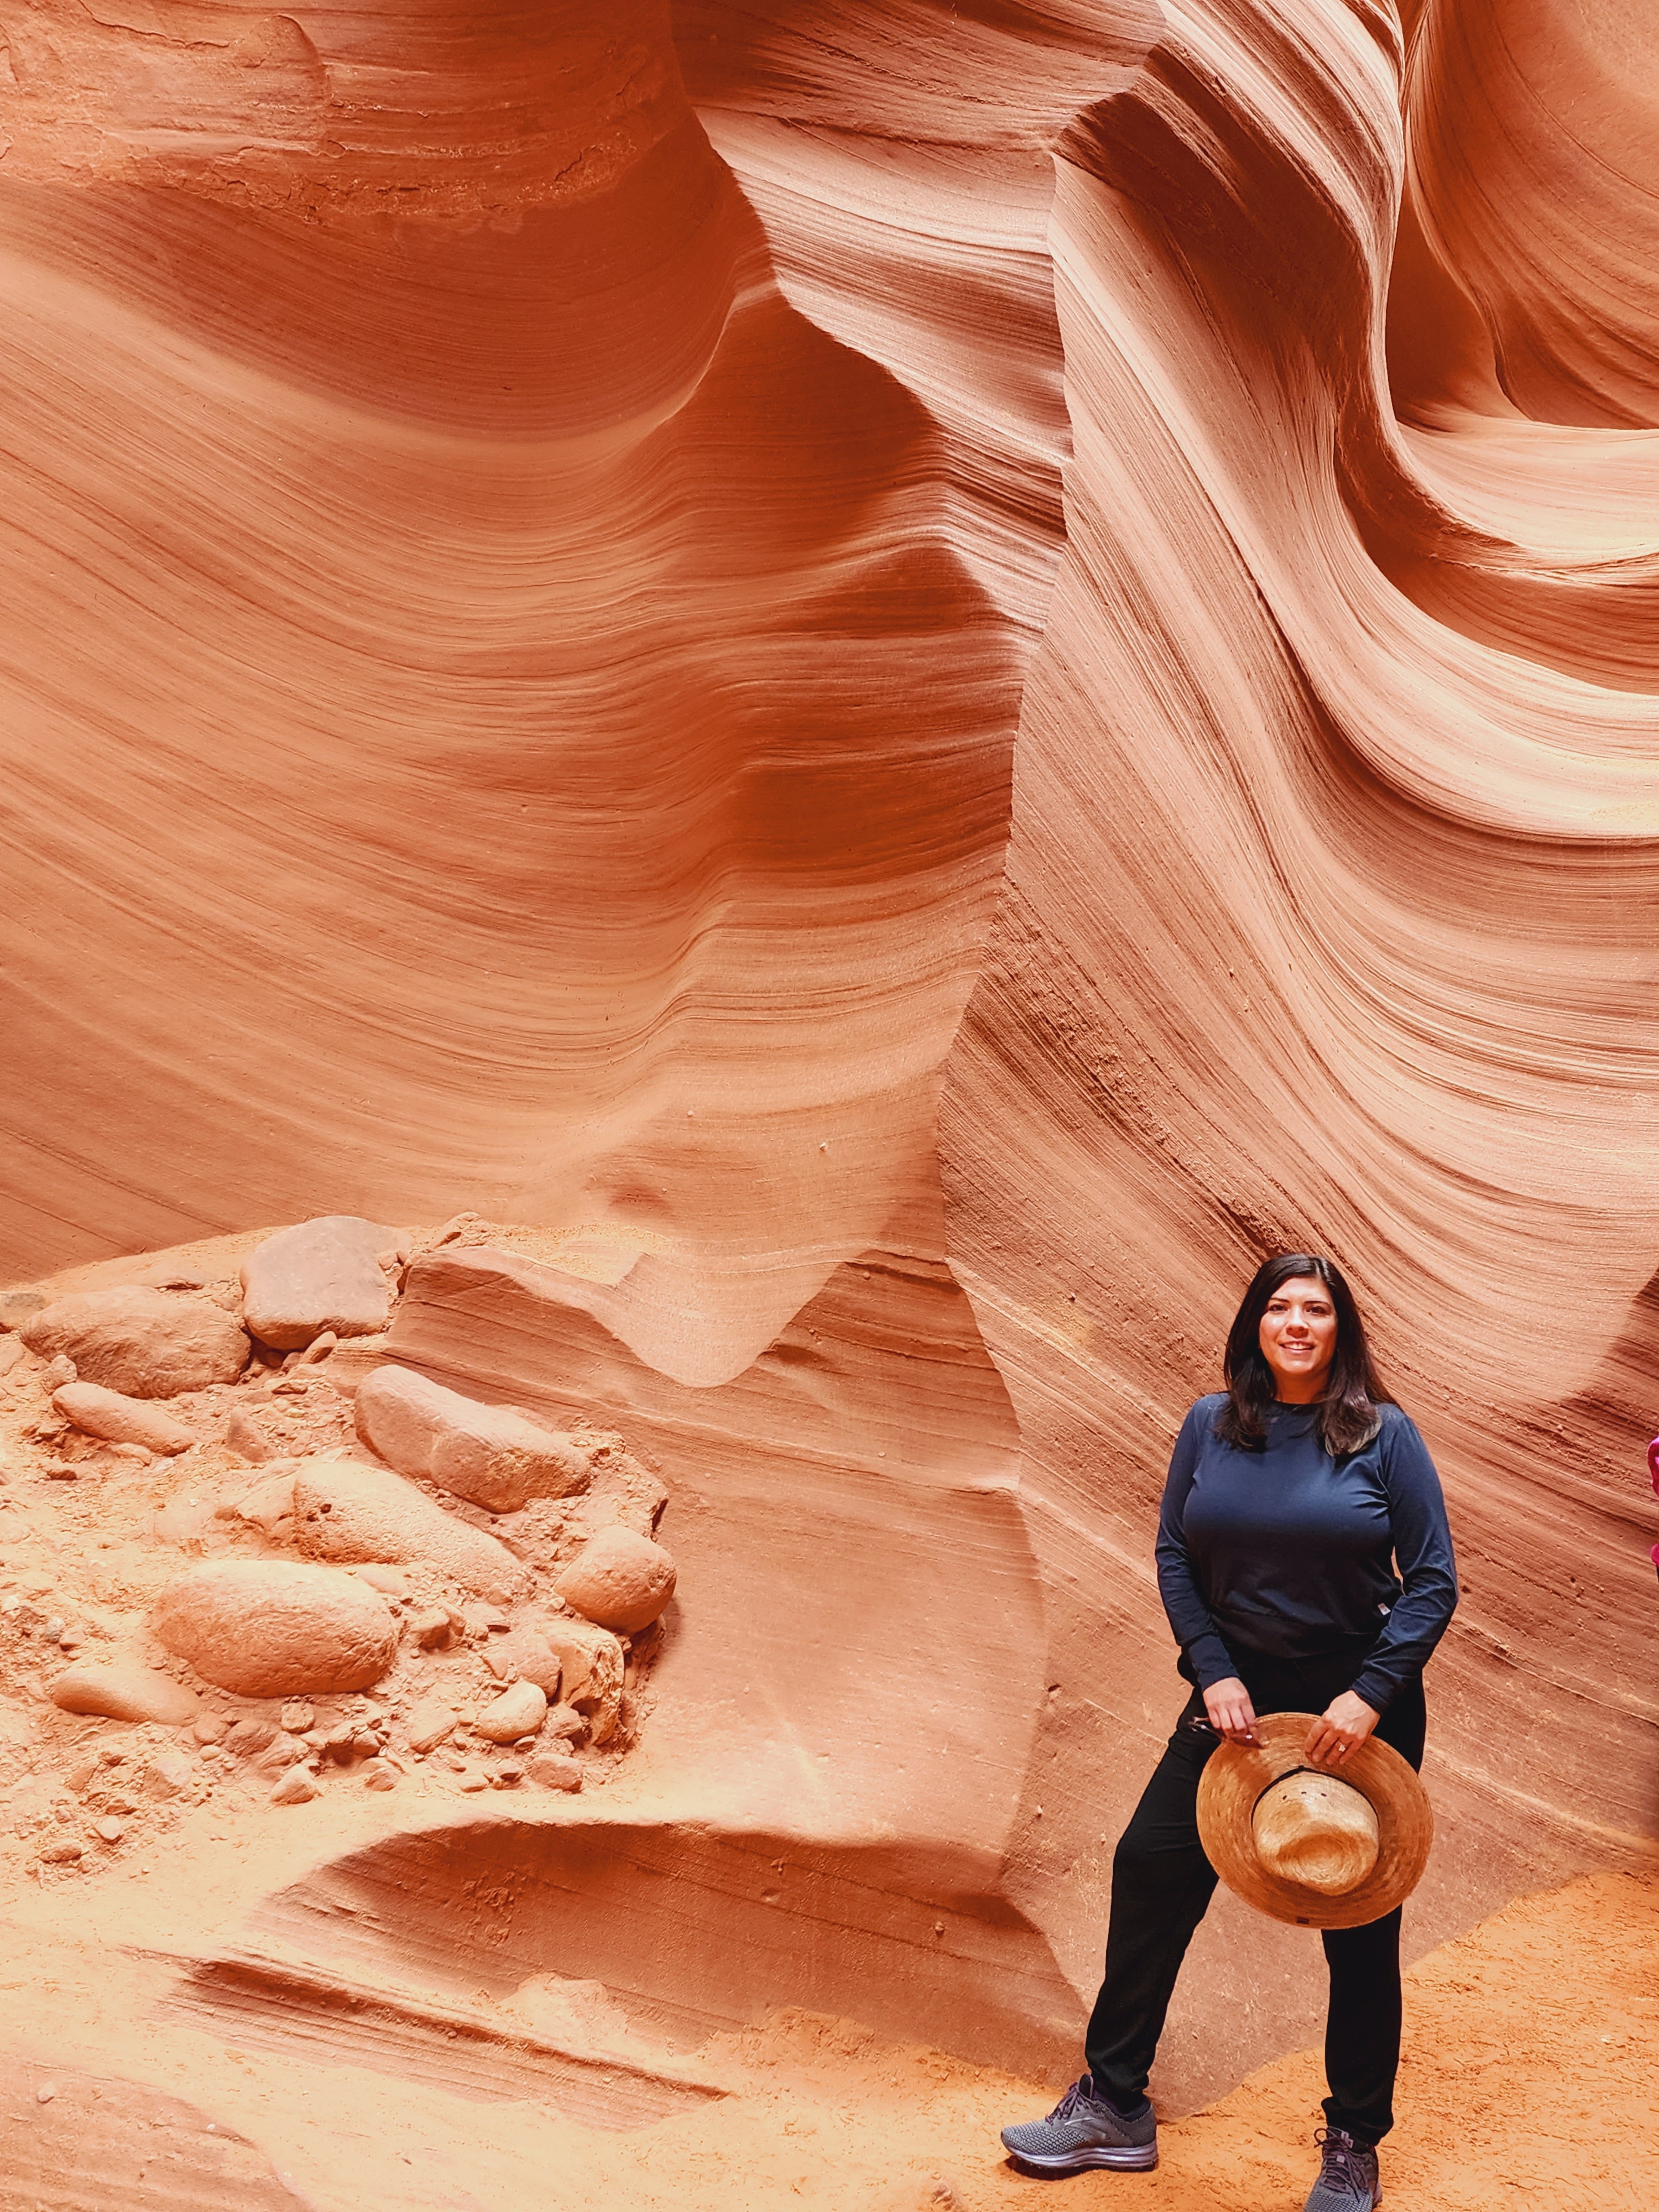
[1214,1253,1390,1457]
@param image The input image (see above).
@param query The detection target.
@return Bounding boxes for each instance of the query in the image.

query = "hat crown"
[1251,1770,1379,1895]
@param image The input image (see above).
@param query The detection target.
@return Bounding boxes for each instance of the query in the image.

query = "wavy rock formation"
[0,0,1655,2145]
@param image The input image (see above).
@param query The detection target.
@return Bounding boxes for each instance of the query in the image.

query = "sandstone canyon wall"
[0,0,1655,2131]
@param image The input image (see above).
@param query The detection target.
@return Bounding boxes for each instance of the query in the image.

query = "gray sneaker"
[1304,2128,1381,2210]
[1000,2073,1158,2176]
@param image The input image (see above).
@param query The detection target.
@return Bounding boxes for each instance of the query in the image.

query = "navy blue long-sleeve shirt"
[1155,1394,1458,1713]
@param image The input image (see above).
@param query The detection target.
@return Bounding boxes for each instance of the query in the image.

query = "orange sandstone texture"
[0,0,1652,2183]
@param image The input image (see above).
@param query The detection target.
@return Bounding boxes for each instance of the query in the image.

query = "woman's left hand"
[1306,1692,1380,1767]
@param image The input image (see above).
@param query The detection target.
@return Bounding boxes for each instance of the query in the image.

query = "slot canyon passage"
[0,0,1656,2204]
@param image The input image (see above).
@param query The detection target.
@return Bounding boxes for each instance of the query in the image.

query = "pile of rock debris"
[0,1215,677,1872]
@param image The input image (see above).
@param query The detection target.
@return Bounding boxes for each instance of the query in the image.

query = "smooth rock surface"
[48,1663,200,1727]
[20,1288,248,1398]
[354,1364,590,1513]
[52,1382,195,1456]
[0,0,1655,2132]
[403,1699,459,1754]
[152,1559,400,1696]
[290,1457,526,1596]
[476,1680,547,1743]
[554,1525,677,1634]
[241,1216,393,1350]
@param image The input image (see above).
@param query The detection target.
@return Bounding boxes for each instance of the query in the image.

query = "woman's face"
[1258,1275,1338,1401]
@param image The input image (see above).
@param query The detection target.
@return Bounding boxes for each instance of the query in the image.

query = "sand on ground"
[0,1860,1652,2212]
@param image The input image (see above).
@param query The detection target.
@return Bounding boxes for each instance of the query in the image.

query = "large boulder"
[48,1662,200,1726]
[354,1365,590,1514]
[554,1525,677,1634]
[53,1381,196,1456]
[240,1216,394,1351]
[290,1457,526,1597]
[20,1287,249,1398]
[152,1559,399,1696]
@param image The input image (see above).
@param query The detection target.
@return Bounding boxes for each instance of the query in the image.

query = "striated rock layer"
[0,0,1656,2129]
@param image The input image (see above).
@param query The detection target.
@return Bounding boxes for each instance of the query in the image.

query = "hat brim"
[1196,1712,1433,1929]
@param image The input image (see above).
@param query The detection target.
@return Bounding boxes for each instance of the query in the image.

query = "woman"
[1001,1254,1458,2212]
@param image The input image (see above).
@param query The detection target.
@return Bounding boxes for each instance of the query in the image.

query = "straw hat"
[1196,1713,1433,1929]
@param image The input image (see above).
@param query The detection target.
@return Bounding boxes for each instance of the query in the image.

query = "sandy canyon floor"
[0,1859,1652,2211]
[0,1225,1653,2212]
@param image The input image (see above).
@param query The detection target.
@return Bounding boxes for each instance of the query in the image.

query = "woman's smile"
[1259,1277,1338,1401]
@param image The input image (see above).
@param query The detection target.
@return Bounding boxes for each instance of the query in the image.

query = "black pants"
[1083,1650,1426,2146]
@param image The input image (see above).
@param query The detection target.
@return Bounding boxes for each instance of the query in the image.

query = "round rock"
[152,1559,399,1697]
[554,1525,677,1634]
[20,1287,249,1398]
[476,1681,547,1743]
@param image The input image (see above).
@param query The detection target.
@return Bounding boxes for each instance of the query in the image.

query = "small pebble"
[223,1410,272,1464]
[36,2083,55,2104]
[525,1751,582,1793]
[280,1701,316,1734]
[269,1770,320,1806]
[146,1752,195,1798]
[477,1679,546,1744]
[94,1818,123,1843]
[223,1717,277,1757]
[38,1839,82,1864]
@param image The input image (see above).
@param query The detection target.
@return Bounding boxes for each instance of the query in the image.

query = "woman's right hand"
[1203,1676,1260,1745]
